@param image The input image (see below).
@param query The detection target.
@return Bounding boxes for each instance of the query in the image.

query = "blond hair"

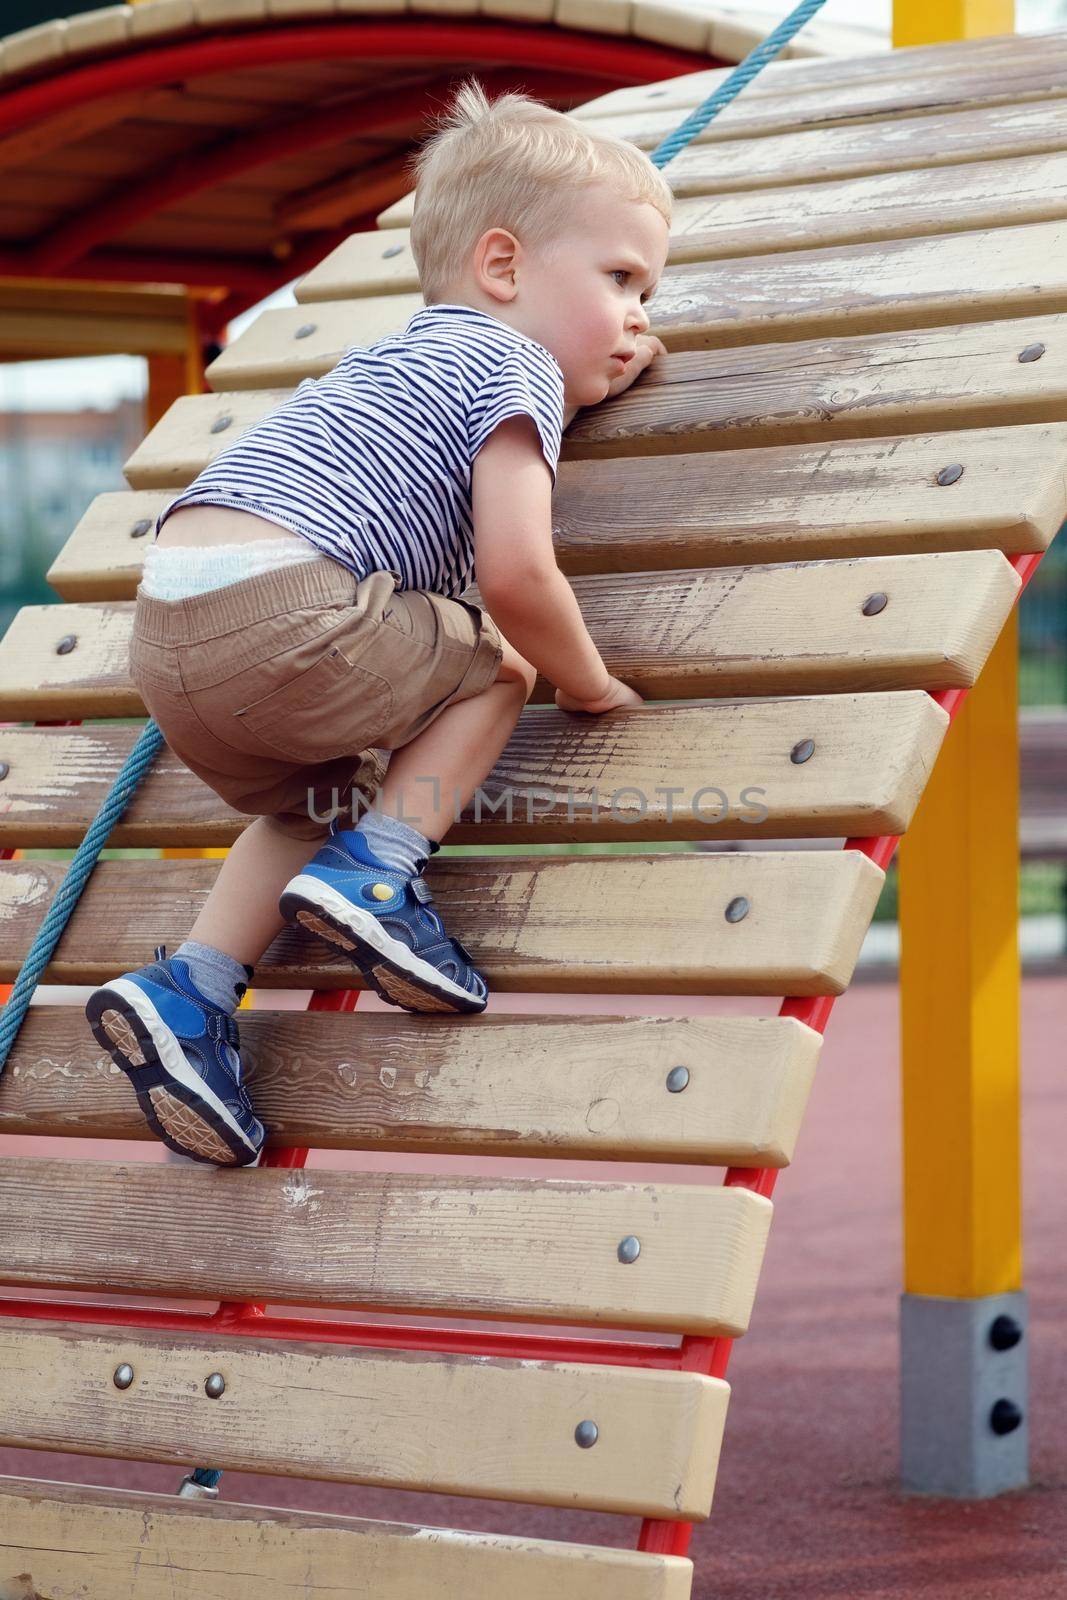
[407,77,673,305]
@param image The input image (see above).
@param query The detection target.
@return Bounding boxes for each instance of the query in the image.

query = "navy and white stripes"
[156,303,567,600]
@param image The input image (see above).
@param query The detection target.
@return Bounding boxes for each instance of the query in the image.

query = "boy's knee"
[263,811,331,843]
[497,654,537,700]
[514,659,537,700]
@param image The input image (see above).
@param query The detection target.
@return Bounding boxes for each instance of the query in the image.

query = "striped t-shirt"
[155,302,567,599]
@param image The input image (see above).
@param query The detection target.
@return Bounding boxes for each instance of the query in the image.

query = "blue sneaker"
[279,819,489,1015]
[84,944,266,1167]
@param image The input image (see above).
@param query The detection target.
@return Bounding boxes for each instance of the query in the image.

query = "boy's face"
[466,182,670,409]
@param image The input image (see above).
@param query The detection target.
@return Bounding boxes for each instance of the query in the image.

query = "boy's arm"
[471,414,610,703]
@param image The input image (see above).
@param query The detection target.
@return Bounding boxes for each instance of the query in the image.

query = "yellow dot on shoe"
[371,883,393,901]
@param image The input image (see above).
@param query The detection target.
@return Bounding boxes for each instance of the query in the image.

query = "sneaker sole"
[279,875,487,1015]
[85,980,263,1167]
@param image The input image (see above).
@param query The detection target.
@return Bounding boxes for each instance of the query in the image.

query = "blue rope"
[0,718,163,1074]
[0,0,830,1497]
[648,0,831,168]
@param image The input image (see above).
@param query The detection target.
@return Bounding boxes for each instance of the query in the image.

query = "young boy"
[85,77,672,1168]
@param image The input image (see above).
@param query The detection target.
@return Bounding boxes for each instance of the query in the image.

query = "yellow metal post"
[898,611,1022,1300]
[894,0,1025,1497]
[893,0,1014,46]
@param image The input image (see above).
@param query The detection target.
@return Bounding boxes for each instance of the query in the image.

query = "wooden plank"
[202,293,421,388]
[0,1321,727,1518]
[59,426,1063,603]
[302,154,1067,299]
[178,313,1067,457]
[0,20,68,79]
[215,220,1067,376]
[581,34,1067,125]
[0,1476,694,1600]
[0,551,1020,716]
[665,97,1067,196]
[0,1159,773,1335]
[584,58,1067,151]
[0,848,885,996]
[40,447,1042,603]
[123,388,291,486]
[0,1005,820,1166]
[562,314,1067,454]
[377,97,1067,231]
[0,692,949,848]
[659,153,1067,263]
[647,219,1067,347]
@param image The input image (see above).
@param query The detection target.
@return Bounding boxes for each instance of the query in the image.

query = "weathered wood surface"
[211,222,1067,378]
[0,1159,773,1335]
[378,99,1067,231]
[0,693,948,847]
[299,155,1067,296]
[54,425,1063,602]
[126,317,1067,474]
[0,1476,693,1600]
[3,553,1019,717]
[584,58,1067,149]
[0,849,884,996]
[0,1321,728,1517]
[562,316,1067,452]
[571,31,1067,122]
[0,1007,821,1165]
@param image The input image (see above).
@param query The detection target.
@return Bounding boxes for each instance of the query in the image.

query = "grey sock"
[354,809,433,877]
[173,940,254,1015]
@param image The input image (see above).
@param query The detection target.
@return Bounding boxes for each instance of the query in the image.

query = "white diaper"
[140,537,323,601]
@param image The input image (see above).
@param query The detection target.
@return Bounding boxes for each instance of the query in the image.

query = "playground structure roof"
[0,1,883,339]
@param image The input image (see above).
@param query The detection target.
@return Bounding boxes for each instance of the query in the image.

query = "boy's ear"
[473,227,520,305]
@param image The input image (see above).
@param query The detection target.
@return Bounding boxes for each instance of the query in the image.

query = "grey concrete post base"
[900,1290,1028,1498]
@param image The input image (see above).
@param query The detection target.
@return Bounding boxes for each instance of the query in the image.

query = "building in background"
[0,397,143,635]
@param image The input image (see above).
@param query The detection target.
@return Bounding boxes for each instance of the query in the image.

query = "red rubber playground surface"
[1,973,1064,1598]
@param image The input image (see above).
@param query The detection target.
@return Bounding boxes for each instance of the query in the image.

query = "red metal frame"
[0,549,1040,1556]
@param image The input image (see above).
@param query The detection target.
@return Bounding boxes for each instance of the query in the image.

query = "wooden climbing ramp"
[1,20,1065,1599]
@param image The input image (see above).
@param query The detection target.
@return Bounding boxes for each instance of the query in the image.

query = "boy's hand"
[555,675,645,714]
[604,334,667,400]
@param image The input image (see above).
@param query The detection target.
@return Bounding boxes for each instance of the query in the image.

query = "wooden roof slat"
[126,314,1067,462]
[583,52,1067,148]
[563,315,1067,454]
[0,551,1020,715]
[44,426,1067,602]
[0,850,884,996]
[378,95,1067,229]
[0,1476,694,1598]
[300,154,1067,296]
[1,1005,820,1167]
[0,1320,728,1517]
[573,30,1061,120]
[0,1157,773,1335]
[215,221,1067,371]
[0,692,949,848]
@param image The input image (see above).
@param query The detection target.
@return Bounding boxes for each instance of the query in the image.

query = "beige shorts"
[130,555,504,841]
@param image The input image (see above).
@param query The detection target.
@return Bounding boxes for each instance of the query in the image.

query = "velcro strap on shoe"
[411,877,435,905]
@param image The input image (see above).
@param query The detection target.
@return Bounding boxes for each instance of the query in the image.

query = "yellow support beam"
[895,0,1020,1307]
[893,0,1014,47]
[898,612,1022,1298]
[894,6,1025,1503]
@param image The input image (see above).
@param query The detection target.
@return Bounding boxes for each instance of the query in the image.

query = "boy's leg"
[371,636,535,842]
[183,636,536,967]
[183,815,325,968]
